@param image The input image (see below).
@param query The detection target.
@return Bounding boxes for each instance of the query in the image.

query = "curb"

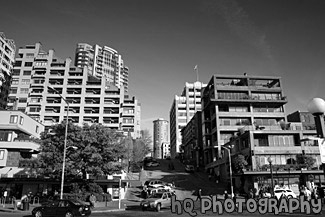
[92,208,126,213]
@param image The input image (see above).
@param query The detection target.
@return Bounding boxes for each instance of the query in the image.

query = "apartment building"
[169,81,206,158]
[287,111,317,130]
[8,43,140,138]
[75,43,129,92]
[0,32,16,109]
[209,122,321,196]
[201,74,288,165]
[0,110,44,176]
[153,118,169,159]
[181,111,203,167]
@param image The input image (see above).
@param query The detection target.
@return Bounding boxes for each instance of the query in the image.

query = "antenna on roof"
[194,65,199,81]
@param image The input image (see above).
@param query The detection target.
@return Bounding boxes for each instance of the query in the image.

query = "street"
[0,208,323,217]
[1,159,324,217]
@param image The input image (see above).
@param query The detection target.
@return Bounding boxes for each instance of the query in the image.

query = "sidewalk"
[0,199,137,214]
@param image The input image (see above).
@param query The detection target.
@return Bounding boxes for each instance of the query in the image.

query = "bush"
[63,192,112,202]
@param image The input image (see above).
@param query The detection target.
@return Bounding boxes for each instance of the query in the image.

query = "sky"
[1,0,325,135]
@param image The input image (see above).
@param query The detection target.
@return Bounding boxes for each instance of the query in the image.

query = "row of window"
[9,115,39,133]
[15,61,33,67]
[254,135,296,147]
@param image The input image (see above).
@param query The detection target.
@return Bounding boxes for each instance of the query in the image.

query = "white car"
[146,162,160,167]
[149,183,172,190]
[274,188,297,200]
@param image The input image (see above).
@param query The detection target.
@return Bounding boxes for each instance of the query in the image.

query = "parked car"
[32,199,91,217]
[148,186,170,195]
[146,161,160,167]
[274,188,297,200]
[185,164,195,173]
[144,180,170,188]
[140,192,173,211]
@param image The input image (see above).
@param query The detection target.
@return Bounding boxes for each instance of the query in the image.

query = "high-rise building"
[0,32,16,109]
[153,118,169,159]
[201,74,288,165]
[8,43,140,138]
[169,81,207,158]
[75,43,129,92]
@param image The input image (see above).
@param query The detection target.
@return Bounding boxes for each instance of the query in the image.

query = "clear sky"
[1,0,325,135]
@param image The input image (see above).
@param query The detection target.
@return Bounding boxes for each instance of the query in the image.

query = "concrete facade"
[153,118,169,159]
[0,32,16,109]
[8,43,140,138]
[169,81,206,158]
[181,111,203,167]
[201,74,287,165]
[75,43,129,93]
[0,110,44,175]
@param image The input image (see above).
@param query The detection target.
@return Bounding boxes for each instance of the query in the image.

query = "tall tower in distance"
[74,43,129,92]
[153,118,169,159]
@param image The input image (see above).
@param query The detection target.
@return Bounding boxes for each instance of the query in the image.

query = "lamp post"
[221,146,234,198]
[307,98,325,181]
[267,157,274,197]
[48,86,69,200]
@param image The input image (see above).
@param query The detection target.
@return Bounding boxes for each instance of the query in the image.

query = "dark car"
[32,199,91,217]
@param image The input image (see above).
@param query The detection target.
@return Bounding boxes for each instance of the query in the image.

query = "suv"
[140,192,173,211]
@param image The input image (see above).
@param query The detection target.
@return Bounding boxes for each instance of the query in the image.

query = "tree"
[232,154,248,173]
[38,122,127,180]
[128,129,152,172]
[296,154,316,169]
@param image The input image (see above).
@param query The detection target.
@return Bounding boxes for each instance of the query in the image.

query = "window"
[18,107,25,112]
[19,116,24,125]
[9,115,18,123]
[10,88,17,94]
[21,79,30,85]
[12,69,20,76]
[0,150,4,160]
[20,88,29,94]
[11,78,19,85]
[23,70,31,75]
[15,61,22,67]
[36,126,39,133]
[24,62,33,67]
[18,98,27,103]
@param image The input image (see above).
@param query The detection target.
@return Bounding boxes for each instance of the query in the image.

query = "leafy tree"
[38,122,127,180]
[296,154,316,169]
[127,129,152,172]
[232,154,248,173]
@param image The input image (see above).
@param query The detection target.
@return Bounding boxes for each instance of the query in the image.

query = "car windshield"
[69,199,85,206]
[150,193,163,198]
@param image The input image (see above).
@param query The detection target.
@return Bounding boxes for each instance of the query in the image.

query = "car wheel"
[65,212,74,217]
[156,203,161,212]
[35,211,43,217]
[287,195,293,199]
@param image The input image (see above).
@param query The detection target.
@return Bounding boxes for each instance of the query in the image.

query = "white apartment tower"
[0,32,16,109]
[8,43,140,138]
[153,118,169,159]
[169,81,207,158]
[75,43,129,92]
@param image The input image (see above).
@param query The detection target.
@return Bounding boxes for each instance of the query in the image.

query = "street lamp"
[307,98,325,181]
[48,86,69,199]
[267,157,274,197]
[221,146,234,198]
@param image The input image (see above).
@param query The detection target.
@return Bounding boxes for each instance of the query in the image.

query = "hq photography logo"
[170,195,323,216]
